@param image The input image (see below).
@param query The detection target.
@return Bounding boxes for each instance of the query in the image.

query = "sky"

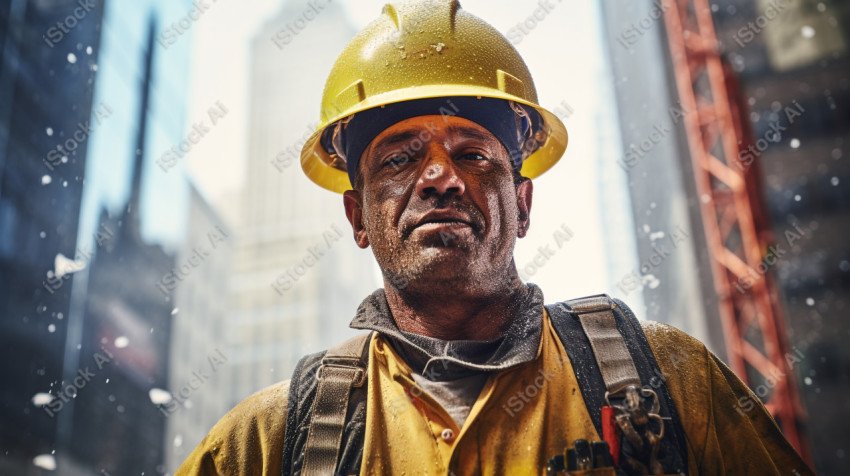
[183,0,637,300]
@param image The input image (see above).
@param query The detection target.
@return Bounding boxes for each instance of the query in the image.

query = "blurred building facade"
[164,183,233,472]
[59,0,195,472]
[227,0,378,408]
[601,0,849,472]
[1,0,194,473]
[593,37,648,317]
[0,0,106,471]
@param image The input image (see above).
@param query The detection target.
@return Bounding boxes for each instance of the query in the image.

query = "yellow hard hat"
[300,0,569,193]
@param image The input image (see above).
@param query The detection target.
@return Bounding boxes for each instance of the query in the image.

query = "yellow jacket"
[176,310,811,475]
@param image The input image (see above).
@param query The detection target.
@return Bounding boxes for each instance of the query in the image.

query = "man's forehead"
[371,115,499,148]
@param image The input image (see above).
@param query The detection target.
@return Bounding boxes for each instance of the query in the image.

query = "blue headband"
[320,97,543,186]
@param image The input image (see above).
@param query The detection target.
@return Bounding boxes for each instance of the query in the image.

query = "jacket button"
[440,428,454,441]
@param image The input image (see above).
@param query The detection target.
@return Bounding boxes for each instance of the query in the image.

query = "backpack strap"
[283,333,372,475]
[546,295,688,474]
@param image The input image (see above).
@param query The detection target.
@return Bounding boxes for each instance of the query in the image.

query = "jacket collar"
[349,283,545,381]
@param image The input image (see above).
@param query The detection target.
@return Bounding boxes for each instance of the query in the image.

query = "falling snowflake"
[642,274,660,289]
[54,253,86,278]
[33,454,56,471]
[32,393,55,406]
[149,388,173,405]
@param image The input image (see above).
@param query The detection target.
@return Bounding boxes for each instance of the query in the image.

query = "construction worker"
[177,1,813,474]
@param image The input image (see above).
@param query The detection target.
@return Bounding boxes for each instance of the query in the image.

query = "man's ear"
[343,190,370,248]
[516,178,533,238]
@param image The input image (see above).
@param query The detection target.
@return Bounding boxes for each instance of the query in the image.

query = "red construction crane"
[660,0,810,463]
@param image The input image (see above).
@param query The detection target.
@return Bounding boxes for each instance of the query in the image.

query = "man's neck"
[383,276,530,341]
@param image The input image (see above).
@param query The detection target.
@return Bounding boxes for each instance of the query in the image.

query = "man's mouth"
[414,220,471,232]
[405,210,478,238]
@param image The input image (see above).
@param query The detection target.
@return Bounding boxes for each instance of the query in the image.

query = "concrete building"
[164,183,233,472]
[591,37,648,315]
[227,0,378,408]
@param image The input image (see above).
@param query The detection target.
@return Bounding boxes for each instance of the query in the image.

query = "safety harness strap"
[300,333,372,475]
[568,295,641,394]
[547,295,689,474]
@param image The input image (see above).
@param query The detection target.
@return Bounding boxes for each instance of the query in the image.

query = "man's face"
[343,114,533,295]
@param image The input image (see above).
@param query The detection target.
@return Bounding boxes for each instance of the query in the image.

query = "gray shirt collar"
[349,283,545,381]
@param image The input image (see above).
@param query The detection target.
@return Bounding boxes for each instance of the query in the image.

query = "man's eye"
[383,155,410,168]
[458,153,488,161]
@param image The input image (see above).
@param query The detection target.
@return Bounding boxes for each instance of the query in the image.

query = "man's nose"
[415,146,466,199]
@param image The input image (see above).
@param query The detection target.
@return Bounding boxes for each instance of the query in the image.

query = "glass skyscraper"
[1,0,192,473]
